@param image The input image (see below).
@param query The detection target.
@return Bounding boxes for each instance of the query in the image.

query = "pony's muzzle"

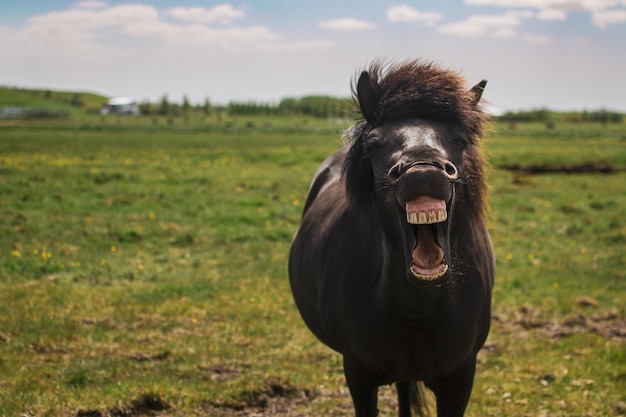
[388,159,459,185]
[391,159,458,207]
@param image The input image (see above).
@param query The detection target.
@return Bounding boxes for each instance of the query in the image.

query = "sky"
[1,0,626,112]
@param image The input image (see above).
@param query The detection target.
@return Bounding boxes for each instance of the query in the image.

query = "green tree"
[182,95,190,114]
[202,98,213,116]
[278,98,299,115]
[159,95,170,116]
[138,101,152,115]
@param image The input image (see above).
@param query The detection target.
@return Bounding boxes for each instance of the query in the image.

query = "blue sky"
[1,0,626,111]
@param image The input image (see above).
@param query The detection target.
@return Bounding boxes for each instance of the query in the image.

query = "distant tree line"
[7,86,623,122]
[139,96,624,123]
[136,95,354,119]
[276,96,354,118]
[499,108,623,123]
[225,96,354,118]
[566,110,623,123]
[227,101,279,116]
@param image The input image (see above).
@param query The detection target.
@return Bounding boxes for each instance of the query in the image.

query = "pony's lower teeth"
[410,264,448,281]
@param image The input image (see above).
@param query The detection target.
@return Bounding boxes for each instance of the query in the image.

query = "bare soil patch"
[500,162,621,174]
[205,380,316,417]
[492,304,626,341]
[198,362,251,381]
[76,393,170,417]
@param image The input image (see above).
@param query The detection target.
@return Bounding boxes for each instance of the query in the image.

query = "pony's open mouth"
[406,197,449,282]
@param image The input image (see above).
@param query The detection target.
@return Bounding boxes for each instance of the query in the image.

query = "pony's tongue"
[411,228,445,272]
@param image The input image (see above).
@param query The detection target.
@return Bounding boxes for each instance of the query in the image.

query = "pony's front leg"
[343,356,379,417]
[427,357,477,417]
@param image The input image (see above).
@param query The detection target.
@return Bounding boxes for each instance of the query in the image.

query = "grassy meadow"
[0,117,624,416]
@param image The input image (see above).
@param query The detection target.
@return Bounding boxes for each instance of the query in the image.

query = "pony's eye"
[448,135,468,148]
[364,136,384,153]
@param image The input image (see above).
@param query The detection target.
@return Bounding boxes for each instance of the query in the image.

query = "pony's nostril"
[444,162,458,179]
[388,162,405,183]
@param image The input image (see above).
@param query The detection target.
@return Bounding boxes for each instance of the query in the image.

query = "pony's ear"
[470,80,487,107]
[356,71,382,124]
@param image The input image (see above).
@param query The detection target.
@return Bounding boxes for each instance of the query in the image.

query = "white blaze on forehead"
[397,125,447,157]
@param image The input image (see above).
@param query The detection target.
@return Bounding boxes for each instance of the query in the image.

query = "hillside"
[0,86,109,118]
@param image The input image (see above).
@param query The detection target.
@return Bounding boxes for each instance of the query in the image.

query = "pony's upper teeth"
[406,208,447,224]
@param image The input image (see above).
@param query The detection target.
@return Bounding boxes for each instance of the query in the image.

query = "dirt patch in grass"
[205,379,316,416]
[499,162,622,175]
[198,362,251,381]
[492,304,626,341]
[126,351,171,362]
[76,393,170,417]
[30,343,73,354]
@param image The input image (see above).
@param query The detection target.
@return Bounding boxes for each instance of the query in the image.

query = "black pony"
[289,60,495,417]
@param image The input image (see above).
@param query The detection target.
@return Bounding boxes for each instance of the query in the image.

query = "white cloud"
[5,3,311,51]
[537,9,568,20]
[317,18,377,31]
[260,39,334,51]
[592,8,626,28]
[464,0,626,28]
[386,5,443,26]
[438,11,532,37]
[387,3,561,43]
[165,4,245,25]
[75,1,108,9]
[464,0,624,9]
[492,27,517,38]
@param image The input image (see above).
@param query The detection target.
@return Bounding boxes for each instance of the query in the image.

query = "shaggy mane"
[351,60,488,144]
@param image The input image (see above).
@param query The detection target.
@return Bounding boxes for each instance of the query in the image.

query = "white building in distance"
[101,97,140,115]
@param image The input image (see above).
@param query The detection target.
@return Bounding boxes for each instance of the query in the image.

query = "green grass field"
[0,119,624,416]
